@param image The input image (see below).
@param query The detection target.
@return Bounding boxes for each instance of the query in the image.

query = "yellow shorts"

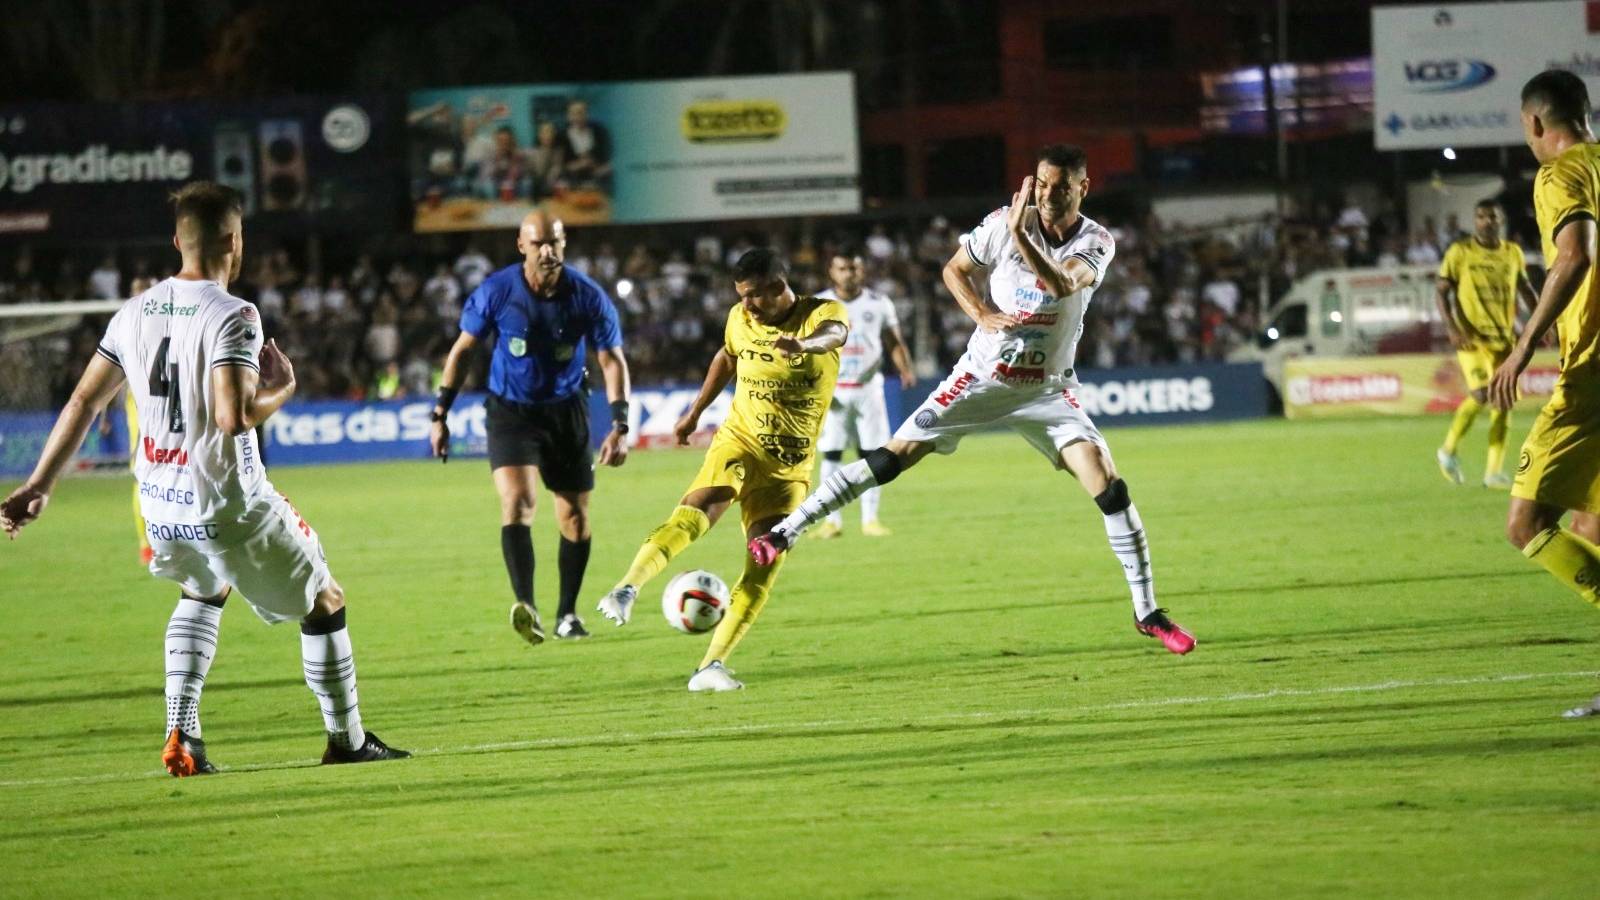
[686,435,809,532]
[1512,384,1600,515]
[1456,346,1510,393]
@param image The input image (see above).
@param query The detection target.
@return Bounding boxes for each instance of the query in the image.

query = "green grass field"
[2,416,1597,898]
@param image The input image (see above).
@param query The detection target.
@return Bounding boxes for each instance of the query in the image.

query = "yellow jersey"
[1438,237,1525,350]
[717,295,848,481]
[1534,141,1600,385]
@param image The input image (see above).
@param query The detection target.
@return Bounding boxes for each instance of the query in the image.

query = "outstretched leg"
[599,487,732,626]
[754,440,932,562]
[690,516,787,692]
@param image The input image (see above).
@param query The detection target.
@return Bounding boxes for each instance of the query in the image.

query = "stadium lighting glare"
[1330,310,1344,323]
[1442,147,1457,160]
[1266,327,1280,340]
[616,278,635,298]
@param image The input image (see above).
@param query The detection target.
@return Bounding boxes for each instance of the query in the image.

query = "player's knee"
[501,490,536,521]
[301,604,347,635]
[184,588,229,608]
[1094,478,1132,515]
[864,447,902,485]
[308,583,345,620]
[822,450,844,463]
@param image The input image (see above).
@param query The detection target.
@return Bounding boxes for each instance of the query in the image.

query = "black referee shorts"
[485,393,595,493]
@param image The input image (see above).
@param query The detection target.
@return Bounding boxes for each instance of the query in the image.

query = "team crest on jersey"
[240,305,258,322]
[508,337,527,357]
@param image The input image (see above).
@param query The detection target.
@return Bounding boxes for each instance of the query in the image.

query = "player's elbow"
[215,407,252,436]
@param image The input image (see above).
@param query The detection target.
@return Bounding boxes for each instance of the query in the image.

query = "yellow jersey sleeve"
[1533,143,1600,381]
[804,298,850,338]
[1438,242,1460,282]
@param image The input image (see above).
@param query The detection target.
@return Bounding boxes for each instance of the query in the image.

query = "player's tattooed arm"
[942,247,1021,333]
[773,320,846,356]
[1490,217,1596,410]
[1005,176,1094,299]
[675,348,737,445]
[2,354,125,537]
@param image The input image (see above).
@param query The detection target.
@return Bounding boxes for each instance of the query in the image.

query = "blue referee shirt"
[459,263,623,405]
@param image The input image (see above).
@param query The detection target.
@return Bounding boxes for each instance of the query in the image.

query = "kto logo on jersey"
[1403,59,1496,93]
[681,100,786,143]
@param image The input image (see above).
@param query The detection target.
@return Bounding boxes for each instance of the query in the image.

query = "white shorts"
[145,491,331,624]
[894,368,1108,468]
[818,382,891,453]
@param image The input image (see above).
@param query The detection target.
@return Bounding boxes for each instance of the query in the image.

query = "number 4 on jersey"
[146,337,185,434]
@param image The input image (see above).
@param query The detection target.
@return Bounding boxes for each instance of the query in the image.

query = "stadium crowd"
[1,196,1474,405]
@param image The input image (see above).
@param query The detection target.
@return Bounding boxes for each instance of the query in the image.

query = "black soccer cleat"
[162,728,219,777]
[321,731,412,765]
[554,613,590,640]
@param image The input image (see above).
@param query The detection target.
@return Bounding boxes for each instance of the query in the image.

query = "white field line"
[2,668,1595,790]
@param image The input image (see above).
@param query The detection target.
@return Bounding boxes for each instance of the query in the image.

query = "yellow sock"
[1523,527,1600,608]
[1485,409,1510,474]
[699,553,784,668]
[1442,396,1481,454]
[621,506,710,589]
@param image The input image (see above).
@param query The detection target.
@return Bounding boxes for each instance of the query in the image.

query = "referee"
[430,211,631,644]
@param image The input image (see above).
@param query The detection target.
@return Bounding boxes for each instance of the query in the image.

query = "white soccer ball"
[661,570,730,634]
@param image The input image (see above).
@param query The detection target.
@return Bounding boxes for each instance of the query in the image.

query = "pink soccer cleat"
[748,532,791,566]
[1136,609,1196,655]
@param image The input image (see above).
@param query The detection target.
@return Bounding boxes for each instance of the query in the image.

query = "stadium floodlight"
[1442,147,1457,161]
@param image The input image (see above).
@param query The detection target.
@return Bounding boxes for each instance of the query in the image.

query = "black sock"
[501,524,534,606]
[557,536,591,618]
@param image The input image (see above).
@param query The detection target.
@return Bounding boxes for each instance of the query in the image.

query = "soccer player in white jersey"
[811,248,916,538]
[750,145,1196,654]
[0,183,408,775]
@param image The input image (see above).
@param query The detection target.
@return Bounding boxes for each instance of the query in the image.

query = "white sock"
[820,457,844,528]
[165,598,223,737]
[301,616,366,751]
[860,483,882,524]
[777,459,879,539]
[1104,504,1157,620]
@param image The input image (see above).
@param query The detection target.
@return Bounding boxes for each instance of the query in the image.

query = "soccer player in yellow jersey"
[595,248,847,691]
[1489,70,1600,718]
[1434,199,1538,487]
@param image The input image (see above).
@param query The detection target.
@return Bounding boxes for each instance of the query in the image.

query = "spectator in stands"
[88,255,121,299]
[561,99,612,188]
[528,120,567,199]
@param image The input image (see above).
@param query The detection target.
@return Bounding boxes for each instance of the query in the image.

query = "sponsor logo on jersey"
[139,482,196,505]
[933,371,978,407]
[146,521,220,542]
[681,100,786,143]
[993,363,1046,384]
[913,409,939,429]
[143,436,189,466]
[143,297,200,316]
[0,145,193,194]
[1016,312,1059,326]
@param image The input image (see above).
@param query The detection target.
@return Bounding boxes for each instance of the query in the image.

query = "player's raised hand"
[0,484,48,539]
[598,429,629,467]
[258,339,296,392]
[1007,177,1035,234]
[1487,348,1528,411]
[773,335,805,356]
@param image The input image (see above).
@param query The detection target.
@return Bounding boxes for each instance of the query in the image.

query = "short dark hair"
[170,181,243,234]
[1037,144,1087,174]
[732,247,788,283]
[831,244,864,262]
[1522,69,1591,130]
[1474,197,1503,212]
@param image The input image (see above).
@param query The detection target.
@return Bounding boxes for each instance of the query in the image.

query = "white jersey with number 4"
[816,287,899,389]
[959,207,1114,387]
[98,277,268,526]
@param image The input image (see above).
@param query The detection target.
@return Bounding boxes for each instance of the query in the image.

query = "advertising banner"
[1284,351,1563,418]
[0,410,129,479]
[1373,1,1600,149]
[0,95,399,238]
[408,72,859,231]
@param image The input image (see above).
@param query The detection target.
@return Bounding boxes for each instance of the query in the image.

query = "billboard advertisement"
[0,95,399,238]
[408,72,859,231]
[1284,351,1563,418]
[1373,1,1600,149]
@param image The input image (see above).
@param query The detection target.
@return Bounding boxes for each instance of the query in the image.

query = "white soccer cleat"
[1436,448,1464,485]
[597,585,637,626]
[1561,694,1600,719]
[1483,472,1512,490]
[687,661,744,692]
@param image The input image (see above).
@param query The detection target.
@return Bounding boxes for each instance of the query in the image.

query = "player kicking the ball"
[1,183,408,774]
[750,145,1195,654]
[595,249,847,691]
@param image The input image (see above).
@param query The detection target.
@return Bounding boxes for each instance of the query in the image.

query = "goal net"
[0,300,129,479]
